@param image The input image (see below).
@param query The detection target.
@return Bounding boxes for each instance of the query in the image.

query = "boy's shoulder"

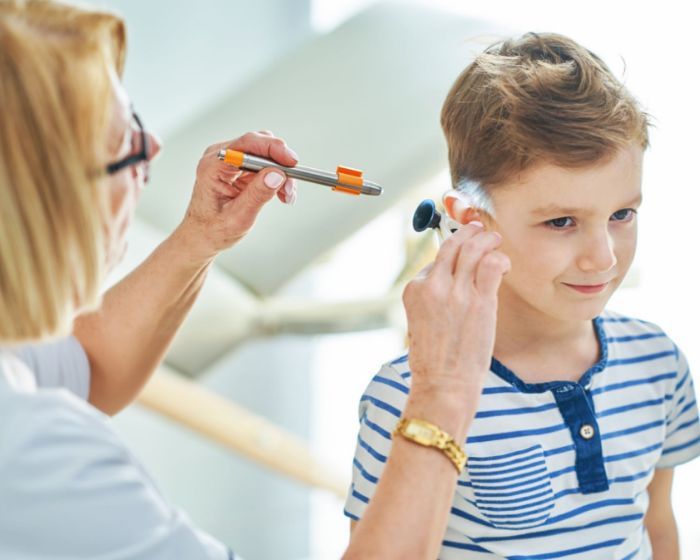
[599,309,674,345]
[366,353,412,394]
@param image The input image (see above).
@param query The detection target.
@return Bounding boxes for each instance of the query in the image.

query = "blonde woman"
[0,1,503,558]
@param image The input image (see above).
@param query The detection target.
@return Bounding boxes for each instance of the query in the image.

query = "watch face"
[405,422,438,446]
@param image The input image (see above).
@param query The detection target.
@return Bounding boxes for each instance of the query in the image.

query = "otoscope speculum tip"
[412,199,442,232]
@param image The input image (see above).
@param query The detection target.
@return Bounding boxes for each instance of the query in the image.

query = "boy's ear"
[442,191,481,225]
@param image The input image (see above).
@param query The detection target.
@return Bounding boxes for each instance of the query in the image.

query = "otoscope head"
[412,199,442,232]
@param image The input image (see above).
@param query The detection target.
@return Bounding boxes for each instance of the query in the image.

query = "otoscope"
[413,190,482,240]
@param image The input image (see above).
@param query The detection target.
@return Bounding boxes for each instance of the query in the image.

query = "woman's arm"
[645,468,679,560]
[344,223,509,559]
[76,132,298,415]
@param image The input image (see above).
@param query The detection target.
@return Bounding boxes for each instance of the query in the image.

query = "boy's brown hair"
[441,32,649,199]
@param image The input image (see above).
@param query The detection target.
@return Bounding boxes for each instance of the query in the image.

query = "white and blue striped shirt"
[344,311,700,559]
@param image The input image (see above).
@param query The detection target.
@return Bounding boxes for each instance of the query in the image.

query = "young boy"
[344,33,700,558]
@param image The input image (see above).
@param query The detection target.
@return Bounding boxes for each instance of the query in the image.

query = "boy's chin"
[550,299,610,322]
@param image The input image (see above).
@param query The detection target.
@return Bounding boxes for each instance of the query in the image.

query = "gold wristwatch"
[393,418,467,473]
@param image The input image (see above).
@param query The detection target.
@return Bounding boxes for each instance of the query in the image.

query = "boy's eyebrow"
[530,194,643,217]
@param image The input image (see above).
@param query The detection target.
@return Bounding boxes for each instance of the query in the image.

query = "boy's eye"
[610,208,637,222]
[545,216,574,229]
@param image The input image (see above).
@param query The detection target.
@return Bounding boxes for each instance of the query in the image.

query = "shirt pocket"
[467,443,554,530]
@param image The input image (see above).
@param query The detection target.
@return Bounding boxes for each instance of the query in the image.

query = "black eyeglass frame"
[105,112,150,178]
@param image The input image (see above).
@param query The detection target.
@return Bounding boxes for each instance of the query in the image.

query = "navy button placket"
[552,383,609,493]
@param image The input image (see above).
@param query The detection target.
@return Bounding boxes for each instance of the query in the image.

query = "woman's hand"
[175,131,299,263]
[402,222,510,433]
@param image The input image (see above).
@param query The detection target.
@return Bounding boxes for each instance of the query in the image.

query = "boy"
[344,33,700,558]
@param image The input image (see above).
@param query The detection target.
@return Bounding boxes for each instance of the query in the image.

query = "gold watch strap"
[393,417,467,473]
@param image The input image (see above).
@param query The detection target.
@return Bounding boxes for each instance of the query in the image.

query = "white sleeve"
[11,336,90,400]
[344,363,409,521]
[0,391,235,560]
[657,346,700,468]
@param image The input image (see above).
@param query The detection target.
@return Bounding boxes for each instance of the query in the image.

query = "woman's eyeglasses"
[105,112,150,183]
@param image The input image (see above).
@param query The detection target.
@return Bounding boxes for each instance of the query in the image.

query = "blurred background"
[84,0,700,558]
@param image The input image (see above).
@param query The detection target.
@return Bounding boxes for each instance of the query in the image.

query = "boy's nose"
[576,230,617,274]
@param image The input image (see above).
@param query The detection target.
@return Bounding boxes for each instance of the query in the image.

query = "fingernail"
[286,147,299,161]
[284,178,295,197]
[470,221,485,228]
[264,171,284,189]
[288,189,297,205]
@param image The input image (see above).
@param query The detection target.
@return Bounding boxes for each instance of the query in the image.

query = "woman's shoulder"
[0,358,115,477]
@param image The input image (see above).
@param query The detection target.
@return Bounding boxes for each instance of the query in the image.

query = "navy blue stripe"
[662,435,700,456]
[344,509,360,521]
[468,450,544,470]
[390,354,408,365]
[468,444,541,462]
[606,442,663,462]
[483,502,554,520]
[372,374,409,394]
[473,473,551,491]
[467,424,567,443]
[477,495,554,513]
[471,466,547,485]
[609,467,653,484]
[675,368,690,392]
[590,371,675,396]
[607,350,675,367]
[472,481,551,498]
[545,498,634,525]
[667,416,700,437]
[362,415,391,440]
[666,397,694,425]
[551,487,580,500]
[442,540,492,552]
[469,458,544,476]
[544,444,575,457]
[351,488,369,504]
[450,506,497,527]
[596,397,666,418]
[606,332,665,343]
[508,538,624,559]
[486,513,551,526]
[600,315,652,324]
[600,419,664,441]
[473,513,643,543]
[482,385,520,394]
[620,547,641,560]
[476,402,558,419]
[549,465,576,479]
[353,458,378,484]
[360,395,401,417]
[357,435,387,463]
[475,488,553,505]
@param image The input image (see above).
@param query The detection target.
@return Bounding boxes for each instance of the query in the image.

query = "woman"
[0,2,506,558]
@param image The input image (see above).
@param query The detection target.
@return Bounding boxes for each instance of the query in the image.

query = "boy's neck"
[493,286,601,384]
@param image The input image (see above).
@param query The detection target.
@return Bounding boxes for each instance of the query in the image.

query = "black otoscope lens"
[412,199,442,232]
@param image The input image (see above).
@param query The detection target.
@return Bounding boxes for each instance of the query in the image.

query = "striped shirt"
[344,311,700,559]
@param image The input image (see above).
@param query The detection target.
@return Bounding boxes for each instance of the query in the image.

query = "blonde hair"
[441,32,649,203]
[0,0,126,342]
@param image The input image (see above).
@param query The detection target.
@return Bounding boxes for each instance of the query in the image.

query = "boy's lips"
[562,282,610,294]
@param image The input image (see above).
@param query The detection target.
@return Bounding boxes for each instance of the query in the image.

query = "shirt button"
[579,424,596,440]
